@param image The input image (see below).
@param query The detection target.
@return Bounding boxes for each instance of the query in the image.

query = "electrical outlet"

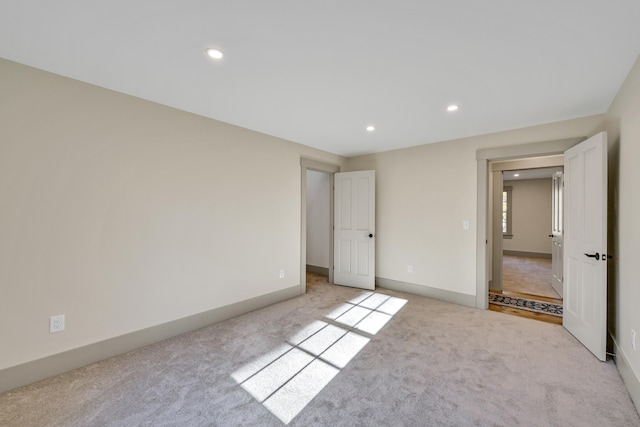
[50,314,65,333]
[407,264,413,273]
[279,269,285,279]
[632,329,637,350]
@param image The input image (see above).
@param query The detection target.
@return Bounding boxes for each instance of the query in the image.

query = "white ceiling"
[1,1,639,157]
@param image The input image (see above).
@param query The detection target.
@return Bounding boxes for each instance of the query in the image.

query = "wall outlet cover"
[50,314,65,333]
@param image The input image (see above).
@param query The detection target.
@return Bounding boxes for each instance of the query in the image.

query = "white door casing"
[563,132,608,361]
[333,171,375,290]
[551,171,564,298]
[491,171,503,291]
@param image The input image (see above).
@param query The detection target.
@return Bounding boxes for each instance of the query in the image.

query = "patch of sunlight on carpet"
[241,348,313,401]
[231,291,408,424]
[299,324,348,356]
[355,310,392,335]
[377,297,408,315]
[230,344,292,383]
[335,305,372,327]
[359,293,390,309]
[320,332,370,368]
[263,359,339,424]
[288,320,327,345]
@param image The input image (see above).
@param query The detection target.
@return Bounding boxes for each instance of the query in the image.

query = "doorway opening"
[490,161,564,324]
[306,169,332,288]
[479,133,609,360]
[474,137,585,309]
[501,166,563,297]
[300,158,340,294]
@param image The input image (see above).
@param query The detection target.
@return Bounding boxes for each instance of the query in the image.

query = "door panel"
[334,171,375,290]
[357,240,369,275]
[563,132,607,361]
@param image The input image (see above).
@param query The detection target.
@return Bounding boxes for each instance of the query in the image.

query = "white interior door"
[563,132,608,361]
[551,171,564,297]
[333,170,375,290]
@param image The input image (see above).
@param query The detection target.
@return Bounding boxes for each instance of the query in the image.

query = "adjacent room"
[488,165,565,324]
[1,1,640,425]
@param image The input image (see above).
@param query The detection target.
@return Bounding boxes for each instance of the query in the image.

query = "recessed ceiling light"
[206,48,224,60]
[447,105,459,112]
[514,173,520,177]
[366,125,375,132]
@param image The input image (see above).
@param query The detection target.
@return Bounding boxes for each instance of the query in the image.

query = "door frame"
[490,170,504,291]
[475,137,585,308]
[489,156,564,293]
[300,158,341,295]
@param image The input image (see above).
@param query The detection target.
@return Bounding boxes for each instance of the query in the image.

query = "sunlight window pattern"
[231,291,407,424]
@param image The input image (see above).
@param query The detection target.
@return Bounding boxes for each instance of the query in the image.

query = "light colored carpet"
[503,255,561,299]
[1,274,637,426]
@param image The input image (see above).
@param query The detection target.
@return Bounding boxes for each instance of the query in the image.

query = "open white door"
[333,170,375,290]
[551,171,564,298]
[563,132,607,361]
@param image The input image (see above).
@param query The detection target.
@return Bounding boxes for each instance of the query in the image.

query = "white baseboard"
[376,277,476,308]
[306,264,330,276]
[0,285,301,394]
[613,338,640,414]
[503,250,552,259]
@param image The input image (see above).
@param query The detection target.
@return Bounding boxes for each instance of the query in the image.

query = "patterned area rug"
[489,293,563,317]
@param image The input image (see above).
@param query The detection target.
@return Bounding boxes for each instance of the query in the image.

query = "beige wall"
[346,115,605,296]
[605,56,640,394]
[503,178,553,255]
[0,59,345,370]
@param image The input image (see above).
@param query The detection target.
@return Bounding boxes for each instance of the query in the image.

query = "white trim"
[306,264,330,276]
[503,250,551,259]
[476,159,489,309]
[0,285,300,393]
[491,171,504,291]
[376,277,476,308]
[613,337,640,414]
[476,138,585,161]
[475,137,585,309]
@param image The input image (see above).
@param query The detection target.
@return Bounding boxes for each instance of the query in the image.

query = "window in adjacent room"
[502,186,513,238]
